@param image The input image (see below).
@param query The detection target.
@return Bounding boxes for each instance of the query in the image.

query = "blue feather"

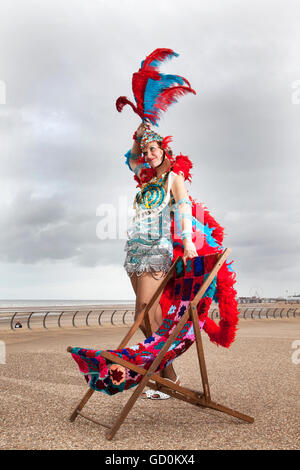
[143,73,186,125]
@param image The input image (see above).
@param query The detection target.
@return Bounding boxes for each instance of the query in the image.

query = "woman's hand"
[182,239,198,266]
[135,120,151,138]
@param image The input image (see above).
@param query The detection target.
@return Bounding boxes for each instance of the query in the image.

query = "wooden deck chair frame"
[67,248,254,440]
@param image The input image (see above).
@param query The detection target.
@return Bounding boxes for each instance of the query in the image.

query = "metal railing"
[210,306,300,320]
[0,307,135,331]
[0,305,299,331]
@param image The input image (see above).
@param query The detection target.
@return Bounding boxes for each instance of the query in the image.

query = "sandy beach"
[0,318,299,450]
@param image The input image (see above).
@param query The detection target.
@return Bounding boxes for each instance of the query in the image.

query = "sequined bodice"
[127,170,176,241]
[124,170,177,277]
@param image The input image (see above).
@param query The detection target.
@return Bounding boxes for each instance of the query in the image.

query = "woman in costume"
[116,48,200,397]
[115,47,239,398]
[123,121,198,398]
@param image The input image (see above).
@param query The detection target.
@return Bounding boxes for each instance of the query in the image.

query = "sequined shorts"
[123,237,173,281]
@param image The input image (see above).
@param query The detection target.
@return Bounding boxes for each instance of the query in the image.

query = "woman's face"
[142,141,164,168]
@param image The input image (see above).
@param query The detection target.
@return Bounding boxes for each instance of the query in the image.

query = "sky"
[0,0,299,300]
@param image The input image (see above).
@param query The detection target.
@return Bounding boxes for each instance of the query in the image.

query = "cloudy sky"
[0,0,299,300]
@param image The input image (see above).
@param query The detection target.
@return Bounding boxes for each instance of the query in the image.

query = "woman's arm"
[124,122,150,178]
[171,173,198,265]
[125,140,141,172]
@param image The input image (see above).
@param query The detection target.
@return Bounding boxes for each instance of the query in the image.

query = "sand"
[0,319,299,450]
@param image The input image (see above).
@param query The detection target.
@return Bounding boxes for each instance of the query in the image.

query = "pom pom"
[161,135,173,149]
[134,167,157,187]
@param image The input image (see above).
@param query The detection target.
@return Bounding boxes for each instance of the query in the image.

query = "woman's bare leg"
[135,271,179,389]
[129,273,138,295]
[128,273,142,331]
[135,271,166,334]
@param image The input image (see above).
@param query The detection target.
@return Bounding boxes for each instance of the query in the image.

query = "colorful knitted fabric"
[164,195,239,349]
[69,254,219,396]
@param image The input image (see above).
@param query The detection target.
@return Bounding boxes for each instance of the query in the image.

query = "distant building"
[237,296,299,304]
[238,296,262,303]
[287,296,300,303]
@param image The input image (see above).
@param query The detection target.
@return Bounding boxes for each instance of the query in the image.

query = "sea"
[0,299,135,308]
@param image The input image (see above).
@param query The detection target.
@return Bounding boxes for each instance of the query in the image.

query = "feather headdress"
[116,48,196,126]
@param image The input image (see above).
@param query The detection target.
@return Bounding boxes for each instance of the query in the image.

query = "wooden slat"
[69,387,94,422]
[147,384,202,406]
[148,381,205,404]
[190,305,211,401]
[106,306,193,440]
[101,352,203,402]
[144,309,153,337]
[77,411,111,428]
[202,400,254,423]
[106,368,155,440]
[101,351,146,375]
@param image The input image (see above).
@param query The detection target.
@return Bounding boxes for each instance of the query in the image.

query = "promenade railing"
[0,304,299,331]
[210,306,300,320]
[0,306,136,331]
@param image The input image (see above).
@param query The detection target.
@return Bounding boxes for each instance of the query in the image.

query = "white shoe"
[150,390,171,400]
[141,389,156,399]
[150,376,180,400]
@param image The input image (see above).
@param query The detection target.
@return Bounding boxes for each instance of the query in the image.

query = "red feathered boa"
[134,154,240,348]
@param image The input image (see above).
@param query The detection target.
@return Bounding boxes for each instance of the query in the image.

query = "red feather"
[155,85,196,111]
[115,96,142,118]
[161,135,173,149]
[171,154,193,183]
[141,48,177,71]
[131,71,158,118]
[131,48,178,117]
[145,86,196,123]
[116,48,196,124]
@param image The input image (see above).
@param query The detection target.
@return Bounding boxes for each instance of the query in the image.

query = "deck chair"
[67,249,254,440]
